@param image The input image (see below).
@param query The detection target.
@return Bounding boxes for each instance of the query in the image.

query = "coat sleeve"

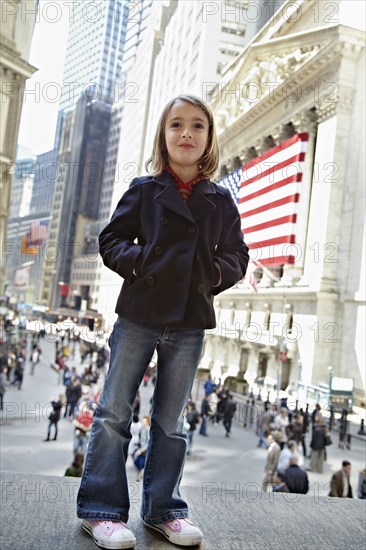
[99,178,143,284]
[212,189,250,295]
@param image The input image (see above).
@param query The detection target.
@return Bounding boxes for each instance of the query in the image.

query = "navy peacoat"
[99,171,249,328]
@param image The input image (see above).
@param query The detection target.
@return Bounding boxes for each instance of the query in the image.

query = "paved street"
[1,337,365,498]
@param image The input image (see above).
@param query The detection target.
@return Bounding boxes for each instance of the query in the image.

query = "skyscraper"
[39,0,131,307]
[59,0,128,111]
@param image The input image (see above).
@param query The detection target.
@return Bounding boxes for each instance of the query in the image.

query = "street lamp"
[328,366,333,404]
[297,359,302,398]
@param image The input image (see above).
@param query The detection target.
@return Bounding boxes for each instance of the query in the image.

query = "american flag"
[220,133,308,267]
[29,221,48,245]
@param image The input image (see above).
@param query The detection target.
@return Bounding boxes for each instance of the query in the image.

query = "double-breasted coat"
[99,171,249,328]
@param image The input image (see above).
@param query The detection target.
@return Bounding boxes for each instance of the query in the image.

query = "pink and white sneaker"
[82,519,136,549]
[144,518,203,546]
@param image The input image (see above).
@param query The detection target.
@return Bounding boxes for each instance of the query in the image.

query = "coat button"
[146,276,155,286]
[188,226,196,233]
[154,247,162,256]
[197,284,205,293]
[160,217,168,225]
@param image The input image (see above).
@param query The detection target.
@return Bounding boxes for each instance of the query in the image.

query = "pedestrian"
[262,432,281,492]
[272,471,289,493]
[44,395,63,441]
[185,401,200,455]
[208,387,219,423]
[65,453,84,477]
[329,460,353,498]
[273,407,289,449]
[308,413,327,473]
[128,414,142,461]
[64,376,82,420]
[277,440,298,474]
[311,403,321,426]
[0,367,8,411]
[223,392,237,437]
[357,468,366,499]
[76,93,249,549]
[284,456,309,494]
[257,403,270,448]
[203,374,216,396]
[133,415,151,482]
[216,385,229,424]
[199,394,211,437]
[73,405,94,456]
[12,353,25,389]
[30,344,41,375]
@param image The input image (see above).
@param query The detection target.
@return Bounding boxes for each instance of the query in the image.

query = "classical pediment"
[212,19,366,139]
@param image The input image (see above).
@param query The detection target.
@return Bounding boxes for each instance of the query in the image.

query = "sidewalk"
[1,338,365,497]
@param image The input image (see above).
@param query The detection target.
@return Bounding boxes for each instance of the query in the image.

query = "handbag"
[325,433,332,446]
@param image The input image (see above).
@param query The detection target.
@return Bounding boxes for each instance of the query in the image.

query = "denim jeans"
[77,316,204,525]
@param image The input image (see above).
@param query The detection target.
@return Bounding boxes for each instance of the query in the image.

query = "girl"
[77,94,249,549]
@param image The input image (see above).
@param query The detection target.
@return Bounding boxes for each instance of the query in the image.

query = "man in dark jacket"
[285,456,309,494]
[199,395,211,436]
[44,395,63,441]
[329,461,353,498]
[223,393,237,437]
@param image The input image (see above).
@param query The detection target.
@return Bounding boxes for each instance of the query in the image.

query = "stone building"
[205,0,365,405]
[0,0,38,293]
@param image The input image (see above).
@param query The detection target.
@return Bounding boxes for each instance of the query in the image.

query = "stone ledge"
[1,471,365,550]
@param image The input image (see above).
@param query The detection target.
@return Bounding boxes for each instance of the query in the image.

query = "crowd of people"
[1,323,365,501]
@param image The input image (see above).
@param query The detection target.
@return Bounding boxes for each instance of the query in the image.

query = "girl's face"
[164,100,209,173]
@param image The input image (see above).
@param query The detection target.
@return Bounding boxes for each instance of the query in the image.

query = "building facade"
[59,0,129,111]
[0,0,38,293]
[205,0,365,404]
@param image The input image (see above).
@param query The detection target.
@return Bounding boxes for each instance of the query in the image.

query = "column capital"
[271,123,295,145]
[315,96,337,123]
[292,109,318,134]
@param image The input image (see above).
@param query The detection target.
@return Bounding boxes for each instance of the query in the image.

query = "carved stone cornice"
[0,43,37,79]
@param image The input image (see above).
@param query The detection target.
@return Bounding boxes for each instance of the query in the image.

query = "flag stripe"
[240,152,306,188]
[243,214,297,234]
[249,234,296,250]
[257,255,296,266]
[241,193,300,218]
[239,172,302,203]
[240,182,301,212]
[219,132,308,272]
[242,132,309,172]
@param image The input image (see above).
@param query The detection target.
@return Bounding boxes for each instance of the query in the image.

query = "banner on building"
[14,264,32,289]
[21,235,37,255]
[29,220,48,245]
[220,133,309,267]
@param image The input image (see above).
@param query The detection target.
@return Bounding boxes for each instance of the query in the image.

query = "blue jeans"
[77,316,204,525]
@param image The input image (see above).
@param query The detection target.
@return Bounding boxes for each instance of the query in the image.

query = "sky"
[17,2,70,156]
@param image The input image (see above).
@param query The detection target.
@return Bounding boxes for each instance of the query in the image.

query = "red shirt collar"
[164,165,206,188]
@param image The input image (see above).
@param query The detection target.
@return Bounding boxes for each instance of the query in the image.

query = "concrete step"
[1,471,365,550]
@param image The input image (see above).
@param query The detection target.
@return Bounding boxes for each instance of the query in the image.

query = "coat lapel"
[153,172,194,221]
[153,172,217,222]
[187,179,217,221]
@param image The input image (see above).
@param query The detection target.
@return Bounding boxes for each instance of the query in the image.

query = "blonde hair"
[145,94,220,180]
